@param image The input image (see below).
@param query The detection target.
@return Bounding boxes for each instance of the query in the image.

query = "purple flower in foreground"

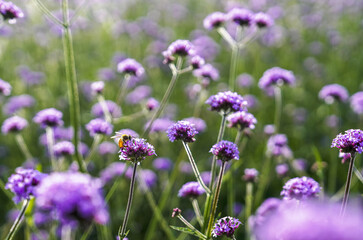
[319,84,349,104]
[0,1,24,24]
[119,138,156,163]
[153,157,173,171]
[1,116,28,134]
[210,140,239,162]
[86,118,113,136]
[206,91,246,114]
[35,172,109,226]
[227,111,257,130]
[254,12,274,28]
[258,67,295,90]
[193,63,219,81]
[250,198,281,230]
[281,176,320,200]
[117,58,145,77]
[243,168,259,182]
[178,181,205,198]
[212,216,241,238]
[203,12,227,30]
[228,8,254,27]
[91,100,122,119]
[6,168,46,203]
[3,94,35,115]
[331,129,363,154]
[0,78,11,96]
[350,91,363,115]
[33,108,64,128]
[166,121,198,143]
[53,141,75,157]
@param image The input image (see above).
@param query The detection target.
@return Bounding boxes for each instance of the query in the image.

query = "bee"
[118,134,132,148]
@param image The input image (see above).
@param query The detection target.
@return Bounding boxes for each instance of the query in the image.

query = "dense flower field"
[0,0,363,239]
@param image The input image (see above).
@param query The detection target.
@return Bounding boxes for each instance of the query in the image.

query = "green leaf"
[170,226,206,239]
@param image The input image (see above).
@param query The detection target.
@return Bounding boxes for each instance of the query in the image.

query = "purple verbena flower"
[292,158,307,171]
[189,55,205,69]
[91,100,122,119]
[3,94,35,115]
[17,66,44,86]
[98,68,116,81]
[206,91,246,114]
[210,140,239,162]
[153,157,173,171]
[100,162,127,184]
[117,58,145,77]
[91,81,105,95]
[98,141,118,155]
[178,181,205,198]
[6,167,46,203]
[139,169,157,189]
[258,67,295,90]
[119,138,156,163]
[0,78,11,96]
[125,85,151,105]
[281,176,320,200]
[319,84,349,104]
[253,12,274,28]
[33,108,64,128]
[164,40,195,61]
[182,117,207,133]
[212,216,241,238]
[350,91,363,115]
[146,97,159,111]
[243,168,259,182]
[227,111,257,130]
[166,120,198,143]
[227,8,254,27]
[267,134,292,158]
[203,12,227,30]
[331,129,363,154]
[144,118,174,134]
[276,163,289,177]
[201,171,211,186]
[193,63,219,81]
[53,141,75,157]
[0,1,24,24]
[237,73,254,88]
[86,118,113,136]
[35,172,109,226]
[1,116,28,134]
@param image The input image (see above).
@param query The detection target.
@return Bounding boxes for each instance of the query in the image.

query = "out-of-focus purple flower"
[145,118,174,134]
[79,142,89,157]
[91,81,105,95]
[192,35,220,61]
[243,168,259,182]
[125,85,152,105]
[281,176,320,200]
[264,124,275,135]
[253,12,274,28]
[234,202,243,216]
[237,73,254,88]
[16,66,45,86]
[331,129,363,154]
[1,116,28,134]
[153,157,173,171]
[201,171,211,186]
[189,55,205,69]
[228,8,254,27]
[292,158,307,172]
[119,138,156,163]
[53,141,75,157]
[258,67,295,90]
[319,84,349,104]
[98,141,118,156]
[39,127,74,146]
[203,12,227,30]
[206,91,246,114]
[193,64,219,81]
[98,68,116,81]
[244,94,259,109]
[91,100,122,119]
[139,169,157,189]
[0,1,24,24]
[86,118,113,136]
[35,172,109,226]
[339,152,351,164]
[210,140,239,162]
[0,78,11,96]
[165,39,195,57]
[180,162,193,174]
[267,134,292,158]
[100,162,127,184]
[117,58,145,77]
[250,198,281,230]
[212,216,241,238]
[178,181,205,198]
[275,163,289,177]
[6,167,46,203]
[33,108,64,128]
[325,115,339,128]
[182,117,207,133]
[227,111,257,130]
[350,91,363,115]
[146,97,159,111]
[166,121,198,143]
[3,94,35,115]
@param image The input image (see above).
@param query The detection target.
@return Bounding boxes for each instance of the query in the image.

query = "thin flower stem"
[142,58,183,137]
[61,225,72,240]
[255,155,272,205]
[340,153,356,216]
[245,182,253,239]
[182,141,211,195]
[97,95,112,123]
[62,0,86,173]
[69,0,88,24]
[177,215,207,240]
[15,134,33,160]
[206,161,226,238]
[113,109,147,123]
[46,127,57,171]
[85,134,103,164]
[217,27,236,48]
[229,45,239,92]
[117,74,131,105]
[5,199,30,240]
[228,170,234,216]
[33,0,64,27]
[191,198,203,227]
[119,162,138,238]
[273,86,282,133]
[232,235,237,240]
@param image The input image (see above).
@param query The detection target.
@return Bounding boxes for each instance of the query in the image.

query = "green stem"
[206,161,226,238]
[97,95,112,123]
[61,225,72,240]
[273,86,282,133]
[117,74,131,105]
[182,141,210,194]
[340,153,356,216]
[46,127,57,171]
[85,134,103,164]
[245,182,253,239]
[62,0,86,173]
[177,215,206,240]
[191,198,203,227]
[15,134,33,160]
[255,155,272,205]
[33,0,64,26]
[5,199,29,240]
[229,46,239,92]
[217,27,236,48]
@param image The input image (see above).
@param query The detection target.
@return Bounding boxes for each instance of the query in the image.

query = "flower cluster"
[117,58,145,77]
[6,168,46,203]
[153,157,173,171]
[53,141,75,157]
[331,129,363,154]
[267,134,292,158]
[210,140,239,162]
[193,63,219,81]
[258,67,296,90]
[205,91,246,114]
[119,138,156,163]
[243,168,259,182]
[86,118,113,136]
[227,111,257,130]
[33,108,64,128]
[178,181,205,198]
[212,216,241,238]
[0,0,24,24]
[280,176,320,200]
[91,81,105,95]
[350,91,363,115]
[0,78,11,96]
[1,116,28,134]
[3,94,35,115]
[100,162,127,184]
[166,121,198,143]
[203,12,226,30]
[319,84,349,104]
[92,100,122,119]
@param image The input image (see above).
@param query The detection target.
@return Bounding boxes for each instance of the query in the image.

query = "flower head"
[210,140,239,162]
[146,97,159,111]
[35,172,109,226]
[258,67,295,90]
[91,100,122,119]
[193,63,219,81]
[145,118,174,134]
[3,94,35,115]
[189,55,205,69]
[119,138,156,163]
[182,117,207,133]
[243,168,259,182]
[203,12,227,30]
[319,84,349,104]
[281,176,320,200]
[53,141,75,157]
[33,108,64,128]
[100,162,127,184]
[227,111,257,130]
[350,91,363,115]
[267,134,292,158]
[166,39,195,57]
[117,58,145,77]
[1,116,28,134]
[166,121,198,143]
[331,129,363,154]
[153,157,173,171]
[91,81,105,95]
[6,168,46,203]
[253,12,274,28]
[0,1,24,24]
[276,163,289,177]
[172,208,181,218]
[205,91,246,114]
[86,118,113,136]
[228,8,254,26]
[0,78,11,96]
[178,181,205,198]
[212,216,241,238]
[98,141,118,155]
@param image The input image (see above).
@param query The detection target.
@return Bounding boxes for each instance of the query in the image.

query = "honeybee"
[118,134,132,148]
